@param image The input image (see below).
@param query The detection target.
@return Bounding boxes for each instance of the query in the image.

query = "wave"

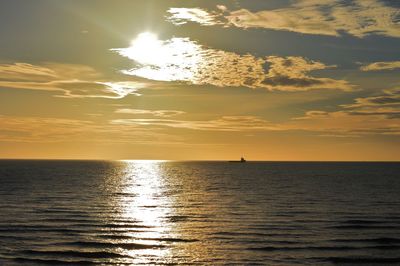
[166,215,190,222]
[0,227,86,234]
[97,234,133,240]
[321,257,400,264]
[331,237,400,244]
[140,237,199,243]
[14,257,96,265]
[248,245,400,251]
[36,218,98,223]
[61,241,164,249]
[341,219,390,225]
[330,224,399,229]
[22,250,126,259]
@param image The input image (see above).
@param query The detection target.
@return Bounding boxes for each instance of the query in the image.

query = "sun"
[131,32,158,45]
[128,32,164,65]
[114,31,204,81]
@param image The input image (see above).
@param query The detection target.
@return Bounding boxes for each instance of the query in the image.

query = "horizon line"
[0,158,399,163]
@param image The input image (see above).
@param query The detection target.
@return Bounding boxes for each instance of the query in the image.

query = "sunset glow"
[1,1,400,265]
[0,0,399,161]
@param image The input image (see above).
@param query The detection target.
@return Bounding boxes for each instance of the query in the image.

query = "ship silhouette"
[228,157,246,163]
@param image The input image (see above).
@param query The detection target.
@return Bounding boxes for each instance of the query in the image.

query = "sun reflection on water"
[118,160,175,264]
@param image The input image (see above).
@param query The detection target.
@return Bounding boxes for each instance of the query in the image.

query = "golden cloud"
[262,56,353,91]
[342,88,400,108]
[110,88,400,136]
[0,115,182,144]
[287,109,400,136]
[0,63,57,80]
[167,7,225,26]
[360,61,400,71]
[167,0,400,38]
[0,63,146,98]
[115,108,185,117]
[287,88,400,135]
[111,116,279,132]
[111,109,400,136]
[112,35,353,91]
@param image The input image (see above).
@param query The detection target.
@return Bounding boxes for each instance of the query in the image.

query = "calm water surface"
[0,160,400,265]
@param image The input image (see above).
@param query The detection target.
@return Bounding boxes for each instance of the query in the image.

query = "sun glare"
[113,31,267,88]
[129,32,164,65]
[114,32,203,82]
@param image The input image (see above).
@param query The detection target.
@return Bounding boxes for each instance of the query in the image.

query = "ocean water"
[0,160,400,265]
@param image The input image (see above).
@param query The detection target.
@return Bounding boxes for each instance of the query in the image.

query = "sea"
[0,160,399,265]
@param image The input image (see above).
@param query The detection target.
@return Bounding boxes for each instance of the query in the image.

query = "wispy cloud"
[0,63,57,80]
[342,88,400,108]
[167,0,400,38]
[360,61,400,71]
[0,115,94,142]
[0,115,182,144]
[287,108,400,136]
[111,107,400,136]
[166,7,226,26]
[0,63,146,98]
[111,116,279,132]
[111,88,400,136]
[286,88,400,135]
[112,34,353,91]
[5,88,397,144]
[115,108,185,117]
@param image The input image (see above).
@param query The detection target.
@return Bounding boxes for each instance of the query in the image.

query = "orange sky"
[0,0,399,160]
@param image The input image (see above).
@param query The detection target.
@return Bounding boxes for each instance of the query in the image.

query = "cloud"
[5,85,387,141]
[115,108,185,117]
[166,7,225,26]
[0,63,146,98]
[111,116,279,132]
[346,107,400,119]
[4,106,398,145]
[0,63,57,80]
[0,115,94,142]
[109,89,399,136]
[342,88,400,108]
[167,0,400,38]
[0,115,182,144]
[287,108,400,135]
[285,88,400,135]
[112,35,353,91]
[111,104,400,136]
[262,56,353,91]
[360,61,400,71]
[94,82,143,98]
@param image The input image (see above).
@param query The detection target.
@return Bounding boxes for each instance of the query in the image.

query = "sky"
[0,0,399,161]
